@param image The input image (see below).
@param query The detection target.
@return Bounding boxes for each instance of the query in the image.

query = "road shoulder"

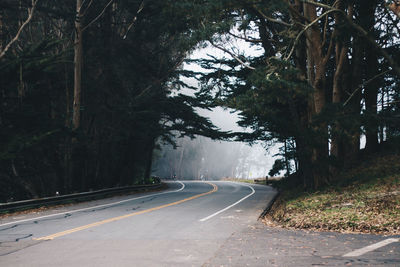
[204,222,400,266]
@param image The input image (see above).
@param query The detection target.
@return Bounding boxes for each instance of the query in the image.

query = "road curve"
[0,181,277,266]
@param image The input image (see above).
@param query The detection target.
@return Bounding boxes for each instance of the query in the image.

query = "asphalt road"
[1,181,399,266]
[0,181,276,266]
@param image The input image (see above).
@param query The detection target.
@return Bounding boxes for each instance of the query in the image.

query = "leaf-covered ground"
[264,154,400,235]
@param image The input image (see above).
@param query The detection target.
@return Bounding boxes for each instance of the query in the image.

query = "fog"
[152,107,277,180]
[151,42,276,180]
[152,136,274,180]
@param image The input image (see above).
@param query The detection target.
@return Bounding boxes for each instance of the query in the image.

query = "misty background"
[152,107,278,180]
[152,43,278,180]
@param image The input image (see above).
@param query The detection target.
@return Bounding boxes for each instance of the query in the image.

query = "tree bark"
[303,2,329,188]
[72,0,83,130]
[331,42,347,159]
[331,2,351,166]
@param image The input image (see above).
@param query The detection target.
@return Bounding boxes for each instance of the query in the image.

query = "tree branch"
[285,8,337,61]
[343,14,400,77]
[209,41,256,70]
[123,0,145,39]
[289,0,400,77]
[252,5,293,27]
[0,0,39,59]
[82,0,114,32]
[301,0,335,10]
[343,70,391,107]
[227,31,262,44]
[81,0,94,17]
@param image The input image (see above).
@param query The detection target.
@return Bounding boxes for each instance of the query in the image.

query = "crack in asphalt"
[0,225,17,232]
[0,233,33,244]
[15,234,32,242]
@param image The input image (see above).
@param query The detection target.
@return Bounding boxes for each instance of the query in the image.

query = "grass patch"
[264,153,400,235]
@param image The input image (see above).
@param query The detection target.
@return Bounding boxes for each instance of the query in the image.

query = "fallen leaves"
[263,162,400,235]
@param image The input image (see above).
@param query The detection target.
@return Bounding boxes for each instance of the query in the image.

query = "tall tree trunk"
[290,2,313,187]
[303,2,329,188]
[331,3,352,170]
[67,0,84,194]
[73,0,83,131]
[331,43,347,160]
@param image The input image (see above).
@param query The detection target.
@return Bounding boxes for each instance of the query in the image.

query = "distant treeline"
[152,136,270,180]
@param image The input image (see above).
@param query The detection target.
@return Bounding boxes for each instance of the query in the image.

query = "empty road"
[0,181,276,266]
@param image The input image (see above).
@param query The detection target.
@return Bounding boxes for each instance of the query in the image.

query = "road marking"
[343,238,400,257]
[0,181,185,228]
[34,182,218,240]
[199,182,255,222]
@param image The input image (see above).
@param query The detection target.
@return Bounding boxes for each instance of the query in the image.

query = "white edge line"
[199,182,255,222]
[0,181,185,228]
[343,238,400,257]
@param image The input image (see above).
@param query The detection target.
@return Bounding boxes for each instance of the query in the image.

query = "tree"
[0,0,225,201]
[188,0,400,189]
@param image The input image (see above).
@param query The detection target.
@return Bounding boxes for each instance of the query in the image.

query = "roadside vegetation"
[264,149,400,235]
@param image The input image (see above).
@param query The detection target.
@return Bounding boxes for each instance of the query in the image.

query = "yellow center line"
[34,182,217,241]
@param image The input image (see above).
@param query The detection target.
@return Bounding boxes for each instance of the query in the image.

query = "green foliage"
[268,159,285,177]
[186,0,400,189]
[0,0,229,201]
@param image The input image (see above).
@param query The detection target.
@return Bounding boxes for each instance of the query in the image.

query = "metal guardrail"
[0,183,163,213]
[259,190,280,219]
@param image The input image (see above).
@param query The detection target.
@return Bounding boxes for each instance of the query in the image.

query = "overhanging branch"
[0,0,39,59]
[209,40,256,70]
[343,69,391,107]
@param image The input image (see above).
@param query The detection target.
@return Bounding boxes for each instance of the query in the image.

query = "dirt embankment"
[264,154,400,235]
